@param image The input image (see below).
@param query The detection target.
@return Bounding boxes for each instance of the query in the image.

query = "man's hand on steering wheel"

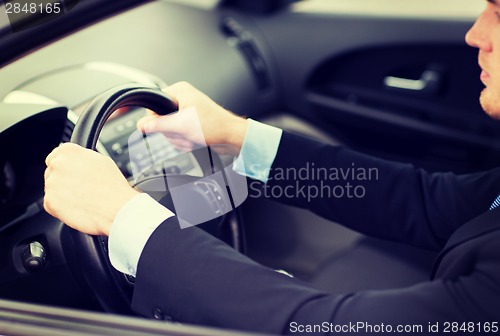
[137,82,248,156]
[44,142,139,236]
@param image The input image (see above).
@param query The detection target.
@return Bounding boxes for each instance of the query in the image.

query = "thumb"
[136,115,159,132]
[138,111,191,137]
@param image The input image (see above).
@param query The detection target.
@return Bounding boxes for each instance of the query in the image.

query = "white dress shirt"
[108,119,283,276]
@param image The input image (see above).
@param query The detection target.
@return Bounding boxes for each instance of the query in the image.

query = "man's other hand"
[44,143,139,236]
[137,82,248,156]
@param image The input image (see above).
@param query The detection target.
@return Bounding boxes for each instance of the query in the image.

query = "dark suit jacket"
[131,132,500,335]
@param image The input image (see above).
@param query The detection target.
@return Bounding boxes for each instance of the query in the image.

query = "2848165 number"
[5,1,61,15]
[443,322,499,333]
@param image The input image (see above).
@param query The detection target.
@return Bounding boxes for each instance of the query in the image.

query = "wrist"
[224,115,248,155]
[101,188,141,236]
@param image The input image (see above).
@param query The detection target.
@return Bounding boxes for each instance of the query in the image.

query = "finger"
[45,145,63,166]
[140,112,188,135]
[144,109,158,117]
[46,143,88,167]
[162,82,195,107]
[136,115,159,131]
[162,81,190,98]
[43,166,52,183]
[168,138,194,151]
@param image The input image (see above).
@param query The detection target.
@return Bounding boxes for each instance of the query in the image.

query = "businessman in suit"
[43,1,500,335]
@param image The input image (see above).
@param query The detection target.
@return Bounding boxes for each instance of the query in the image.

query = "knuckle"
[59,142,80,155]
[173,81,194,92]
[44,174,54,189]
[48,156,62,169]
[177,81,191,88]
[59,142,75,149]
[43,197,54,215]
[57,143,71,153]
[104,155,115,166]
[43,167,51,181]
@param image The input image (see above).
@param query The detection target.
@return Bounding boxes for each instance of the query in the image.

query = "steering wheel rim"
[70,85,178,149]
[67,84,244,314]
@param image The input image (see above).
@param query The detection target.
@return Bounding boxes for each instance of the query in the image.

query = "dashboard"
[0,104,67,231]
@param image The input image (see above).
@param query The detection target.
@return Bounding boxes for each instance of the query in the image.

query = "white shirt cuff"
[108,193,175,276]
[233,119,283,183]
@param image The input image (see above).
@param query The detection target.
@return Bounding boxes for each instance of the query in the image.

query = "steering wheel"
[68,84,245,314]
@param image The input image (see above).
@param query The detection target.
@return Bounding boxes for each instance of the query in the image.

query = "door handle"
[384,68,442,95]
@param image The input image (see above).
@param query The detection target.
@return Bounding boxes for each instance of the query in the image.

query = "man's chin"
[480,89,500,120]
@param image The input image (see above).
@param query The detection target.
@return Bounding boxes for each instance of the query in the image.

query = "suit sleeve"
[260,132,500,249]
[131,217,500,335]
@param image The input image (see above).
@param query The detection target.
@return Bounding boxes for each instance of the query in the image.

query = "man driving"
[43,1,500,334]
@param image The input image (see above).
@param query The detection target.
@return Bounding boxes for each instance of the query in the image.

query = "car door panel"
[247,2,497,173]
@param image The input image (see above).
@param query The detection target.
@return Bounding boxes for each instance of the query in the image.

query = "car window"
[166,0,220,9]
[293,0,483,19]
